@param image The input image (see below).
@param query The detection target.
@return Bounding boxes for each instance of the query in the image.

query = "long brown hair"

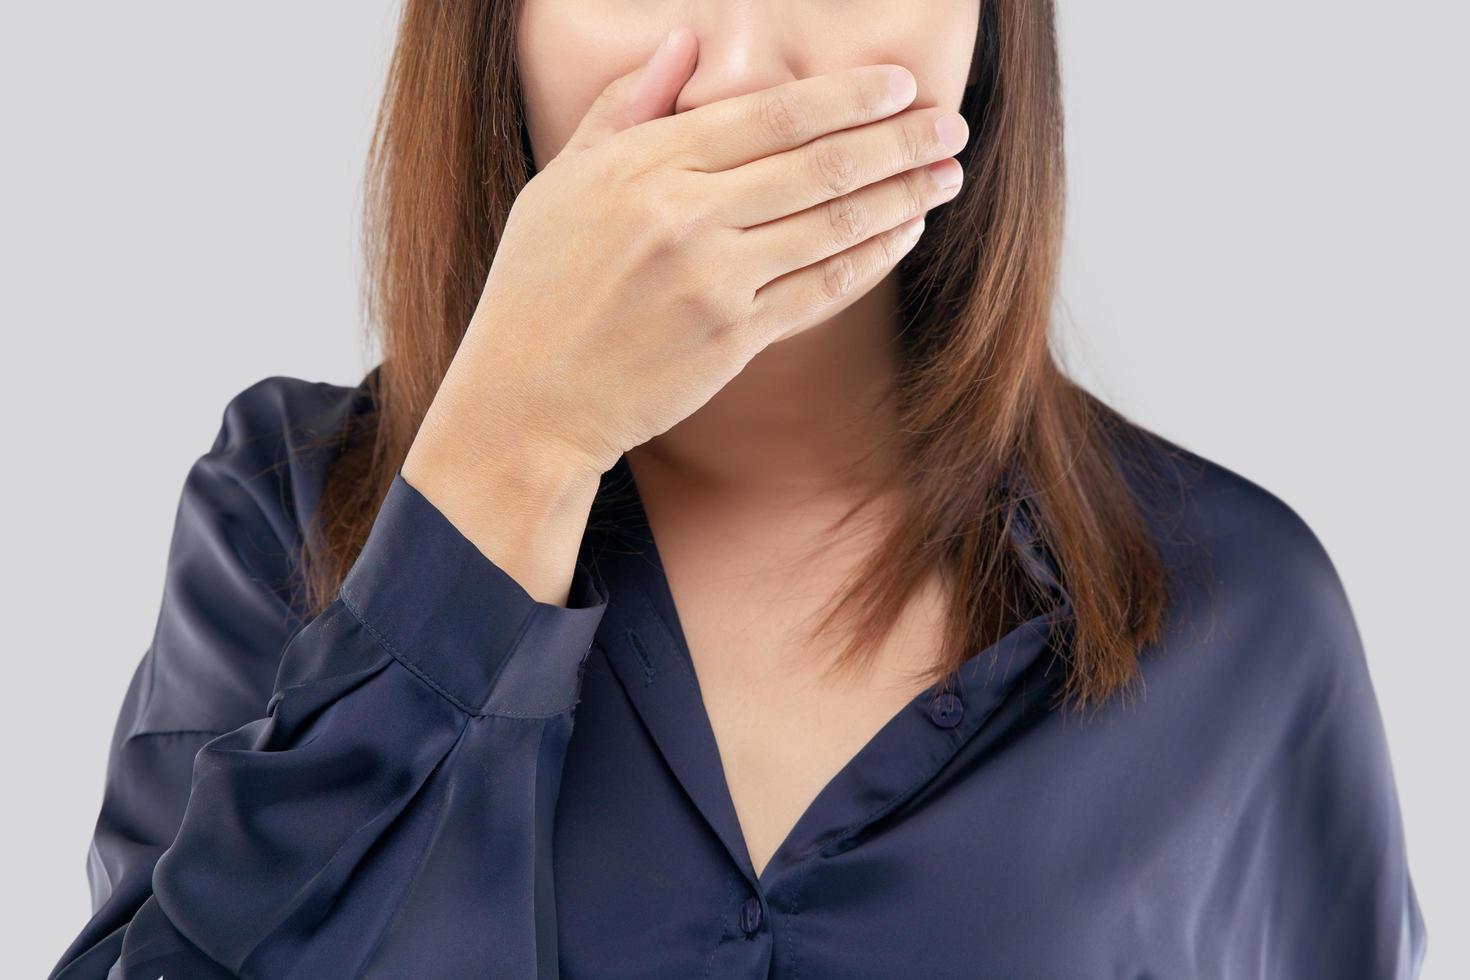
[296,0,1190,720]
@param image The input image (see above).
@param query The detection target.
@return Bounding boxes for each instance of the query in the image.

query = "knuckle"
[900,171,929,220]
[878,225,905,267]
[756,89,810,146]
[852,76,889,120]
[644,184,710,249]
[700,289,752,345]
[817,251,859,305]
[659,205,703,250]
[610,140,657,187]
[825,194,869,249]
[898,119,928,167]
[681,177,724,228]
[809,139,860,198]
[674,125,721,167]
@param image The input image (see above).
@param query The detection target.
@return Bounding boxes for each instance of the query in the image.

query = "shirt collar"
[580,452,1073,896]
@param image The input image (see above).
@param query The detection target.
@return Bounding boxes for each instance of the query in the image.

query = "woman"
[51,2,1427,978]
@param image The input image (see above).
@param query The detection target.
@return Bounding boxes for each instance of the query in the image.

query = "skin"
[518,2,979,494]
[509,3,983,878]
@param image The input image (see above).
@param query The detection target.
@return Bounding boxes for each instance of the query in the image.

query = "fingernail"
[887,67,916,107]
[935,112,968,151]
[928,159,963,191]
[658,27,681,54]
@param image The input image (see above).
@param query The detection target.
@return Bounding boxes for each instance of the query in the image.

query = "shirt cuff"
[339,467,609,717]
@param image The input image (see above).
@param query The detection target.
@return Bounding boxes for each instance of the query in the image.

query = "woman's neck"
[632,270,904,503]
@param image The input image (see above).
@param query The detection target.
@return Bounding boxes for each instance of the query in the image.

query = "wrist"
[402,428,605,608]
[404,430,600,522]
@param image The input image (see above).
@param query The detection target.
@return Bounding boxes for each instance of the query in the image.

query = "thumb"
[556,27,696,160]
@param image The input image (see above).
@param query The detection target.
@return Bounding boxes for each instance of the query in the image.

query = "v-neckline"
[583,451,1072,897]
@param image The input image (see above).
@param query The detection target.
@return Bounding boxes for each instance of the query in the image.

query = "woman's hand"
[401,27,967,603]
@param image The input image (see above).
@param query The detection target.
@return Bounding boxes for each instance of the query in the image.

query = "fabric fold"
[50,375,604,980]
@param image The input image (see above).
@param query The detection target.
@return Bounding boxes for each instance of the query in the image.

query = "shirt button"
[927,691,964,728]
[738,896,764,936]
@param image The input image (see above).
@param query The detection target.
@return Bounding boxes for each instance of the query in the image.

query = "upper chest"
[645,495,952,879]
[554,458,1267,976]
[554,581,1242,980]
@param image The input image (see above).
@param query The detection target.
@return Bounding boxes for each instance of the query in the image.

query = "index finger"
[652,64,918,174]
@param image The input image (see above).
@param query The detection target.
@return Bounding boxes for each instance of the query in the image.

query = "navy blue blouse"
[50,371,1427,979]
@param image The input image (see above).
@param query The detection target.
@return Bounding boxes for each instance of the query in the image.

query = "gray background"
[4,3,1464,976]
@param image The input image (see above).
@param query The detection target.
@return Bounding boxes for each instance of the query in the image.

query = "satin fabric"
[49,370,1427,978]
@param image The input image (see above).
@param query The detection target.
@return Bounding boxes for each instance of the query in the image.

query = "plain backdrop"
[4,3,1464,976]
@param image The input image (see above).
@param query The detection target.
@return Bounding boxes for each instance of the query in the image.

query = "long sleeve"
[1253,540,1429,978]
[49,380,609,980]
